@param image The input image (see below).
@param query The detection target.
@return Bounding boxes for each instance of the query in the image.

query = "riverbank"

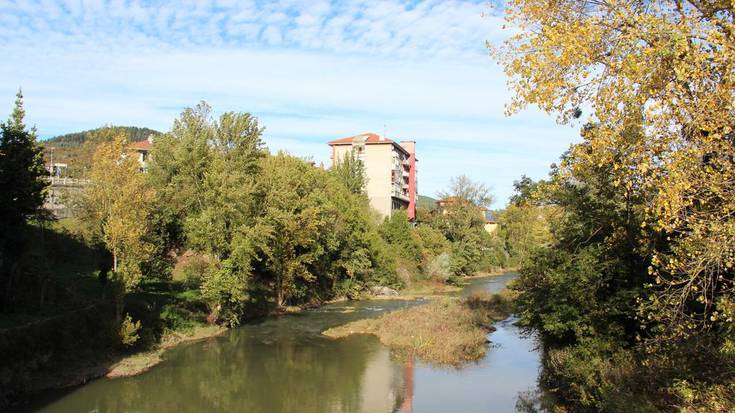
[106,324,226,378]
[323,290,513,366]
[105,274,510,377]
[4,273,510,410]
[13,323,227,405]
[11,272,542,413]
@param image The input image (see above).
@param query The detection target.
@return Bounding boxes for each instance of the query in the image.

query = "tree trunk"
[276,272,285,308]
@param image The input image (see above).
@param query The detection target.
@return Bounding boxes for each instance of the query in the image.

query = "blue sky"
[0,0,580,207]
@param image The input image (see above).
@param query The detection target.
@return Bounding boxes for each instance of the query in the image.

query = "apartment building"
[328,133,417,220]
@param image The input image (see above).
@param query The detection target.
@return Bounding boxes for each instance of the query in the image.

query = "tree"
[493,2,735,407]
[497,176,555,266]
[0,90,48,309]
[0,90,48,227]
[508,175,539,207]
[147,102,216,252]
[77,133,154,321]
[147,102,265,259]
[330,149,367,196]
[432,177,498,279]
[494,1,735,347]
[202,152,399,323]
[182,110,265,259]
[437,175,493,207]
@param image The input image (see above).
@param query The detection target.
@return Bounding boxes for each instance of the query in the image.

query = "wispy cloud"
[0,0,579,206]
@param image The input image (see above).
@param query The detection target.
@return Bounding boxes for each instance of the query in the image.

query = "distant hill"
[417,195,438,210]
[43,126,160,148]
[41,126,162,176]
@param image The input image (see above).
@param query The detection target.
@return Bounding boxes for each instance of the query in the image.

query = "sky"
[0,0,581,207]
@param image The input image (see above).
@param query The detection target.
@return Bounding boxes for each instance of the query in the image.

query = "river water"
[17,272,542,413]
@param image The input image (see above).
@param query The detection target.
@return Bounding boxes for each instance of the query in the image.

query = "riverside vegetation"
[0,95,517,407]
[491,1,735,411]
[324,290,513,366]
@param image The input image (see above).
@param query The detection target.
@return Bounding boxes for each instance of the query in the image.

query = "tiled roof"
[328,132,411,155]
[128,140,152,151]
[327,133,392,145]
[437,196,464,204]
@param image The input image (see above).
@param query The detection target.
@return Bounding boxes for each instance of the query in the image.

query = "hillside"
[43,126,160,148]
[417,194,438,210]
[41,126,161,176]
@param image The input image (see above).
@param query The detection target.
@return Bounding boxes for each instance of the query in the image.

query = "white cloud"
[0,0,578,206]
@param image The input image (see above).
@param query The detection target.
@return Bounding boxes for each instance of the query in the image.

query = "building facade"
[128,137,153,172]
[328,133,417,220]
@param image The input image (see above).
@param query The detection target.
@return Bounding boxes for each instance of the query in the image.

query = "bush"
[180,255,210,289]
[541,340,659,412]
[119,313,141,347]
[424,252,451,282]
[160,305,195,334]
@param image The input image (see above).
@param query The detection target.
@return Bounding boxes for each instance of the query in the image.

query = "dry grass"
[400,280,463,296]
[323,290,513,366]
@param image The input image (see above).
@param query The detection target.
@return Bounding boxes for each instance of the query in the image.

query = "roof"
[437,196,464,205]
[328,132,409,155]
[128,140,152,151]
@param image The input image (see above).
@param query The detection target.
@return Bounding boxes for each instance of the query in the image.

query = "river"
[16,272,543,413]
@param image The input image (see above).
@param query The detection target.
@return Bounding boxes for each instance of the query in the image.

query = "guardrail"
[46,177,90,186]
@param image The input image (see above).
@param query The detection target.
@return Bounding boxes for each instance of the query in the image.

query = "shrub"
[160,305,195,334]
[119,313,141,347]
[180,255,210,289]
[542,340,658,412]
[424,252,451,282]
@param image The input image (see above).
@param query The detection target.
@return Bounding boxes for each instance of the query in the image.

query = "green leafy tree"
[0,90,48,309]
[496,177,555,267]
[202,152,399,323]
[508,125,660,408]
[147,102,215,252]
[147,102,265,260]
[0,90,48,226]
[379,210,423,263]
[432,178,498,279]
[330,149,367,196]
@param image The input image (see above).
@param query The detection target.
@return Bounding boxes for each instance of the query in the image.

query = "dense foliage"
[76,131,155,325]
[0,91,49,312]
[494,1,735,410]
[142,103,405,325]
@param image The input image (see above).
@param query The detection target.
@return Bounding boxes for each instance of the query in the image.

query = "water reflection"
[15,274,543,413]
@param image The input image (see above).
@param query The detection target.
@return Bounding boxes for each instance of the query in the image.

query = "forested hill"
[417,195,437,210]
[43,126,161,148]
[41,126,162,176]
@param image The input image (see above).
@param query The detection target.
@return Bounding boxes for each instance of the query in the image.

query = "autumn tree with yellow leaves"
[493,1,735,409]
[77,132,154,327]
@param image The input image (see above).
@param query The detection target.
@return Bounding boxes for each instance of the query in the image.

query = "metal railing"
[46,177,90,186]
